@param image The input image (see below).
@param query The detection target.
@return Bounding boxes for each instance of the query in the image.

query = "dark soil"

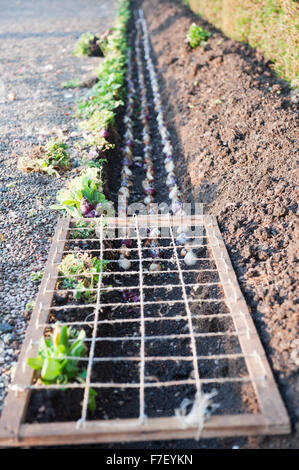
[140,0,299,449]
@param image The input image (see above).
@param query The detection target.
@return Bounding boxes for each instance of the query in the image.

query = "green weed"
[186,23,211,48]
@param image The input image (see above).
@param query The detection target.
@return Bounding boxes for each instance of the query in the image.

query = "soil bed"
[26,221,249,426]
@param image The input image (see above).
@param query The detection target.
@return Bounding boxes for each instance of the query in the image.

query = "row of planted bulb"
[117,35,160,273]
[118,46,135,271]
[138,10,197,266]
[136,26,164,273]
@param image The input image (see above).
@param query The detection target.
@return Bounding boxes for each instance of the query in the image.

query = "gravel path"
[0,0,118,414]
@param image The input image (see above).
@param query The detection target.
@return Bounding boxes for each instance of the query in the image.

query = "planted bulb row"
[118,46,135,271]
[138,10,197,266]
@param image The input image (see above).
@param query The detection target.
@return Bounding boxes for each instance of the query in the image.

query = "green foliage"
[75,0,131,149]
[18,139,70,177]
[62,78,81,89]
[30,271,43,282]
[44,139,70,169]
[70,220,96,239]
[78,109,116,148]
[27,325,86,383]
[186,23,211,48]
[25,301,35,312]
[51,167,106,218]
[83,157,107,170]
[87,386,98,413]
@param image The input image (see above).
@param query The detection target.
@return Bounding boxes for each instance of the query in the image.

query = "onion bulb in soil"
[100,129,110,140]
[169,185,180,200]
[144,186,156,196]
[148,227,160,238]
[176,231,188,246]
[120,244,130,257]
[166,172,177,186]
[180,248,187,257]
[165,160,175,173]
[184,249,197,266]
[121,239,132,248]
[149,262,162,272]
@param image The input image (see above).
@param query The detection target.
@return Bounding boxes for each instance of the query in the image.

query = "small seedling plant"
[51,167,110,218]
[43,139,70,172]
[186,23,211,48]
[18,139,70,177]
[27,324,97,412]
[57,252,107,302]
[70,220,96,240]
[30,271,43,282]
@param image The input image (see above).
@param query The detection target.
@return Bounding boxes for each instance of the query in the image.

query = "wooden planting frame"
[0,215,290,447]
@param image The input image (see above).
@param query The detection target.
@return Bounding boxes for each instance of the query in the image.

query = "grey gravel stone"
[0,323,12,334]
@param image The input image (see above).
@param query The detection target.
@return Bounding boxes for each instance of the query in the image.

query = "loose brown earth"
[140,0,298,449]
[1,0,298,450]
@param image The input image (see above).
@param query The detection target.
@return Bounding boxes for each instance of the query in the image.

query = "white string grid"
[18,215,267,429]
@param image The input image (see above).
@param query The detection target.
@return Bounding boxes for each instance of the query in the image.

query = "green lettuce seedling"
[51,167,107,218]
[58,253,107,301]
[27,325,86,383]
[18,139,70,177]
[62,78,81,89]
[27,325,98,412]
[75,0,130,149]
